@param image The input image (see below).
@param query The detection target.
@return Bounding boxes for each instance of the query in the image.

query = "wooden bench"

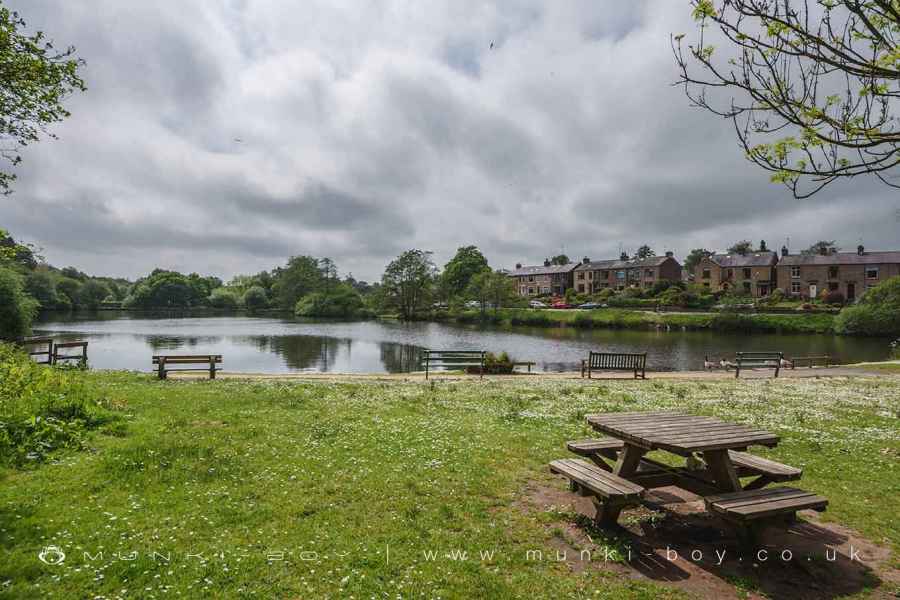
[566,438,625,462]
[52,341,88,366]
[423,350,484,379]
[512,361,536,373]
[734,351,783,378]
[152,355,222,380]
[788,355,831,369]
[706,486,828,546]
[20,336,54,364]
[581,352,647,379]
[727,450,802,490]
[549,458,645,525]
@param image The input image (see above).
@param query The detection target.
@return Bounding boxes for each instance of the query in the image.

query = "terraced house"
[573,253,682,293]
[509,261,578,297]
[776,245,900,302]
[694,251,779,297]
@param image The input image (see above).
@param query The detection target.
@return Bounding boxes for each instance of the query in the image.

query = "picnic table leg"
[613,444,647,479]
[702,449,742,492]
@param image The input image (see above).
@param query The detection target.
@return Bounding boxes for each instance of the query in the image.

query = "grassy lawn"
[1,373,898,598]
[450,308,837,334]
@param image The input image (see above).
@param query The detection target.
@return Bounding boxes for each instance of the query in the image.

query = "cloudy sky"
[1,1,897,282]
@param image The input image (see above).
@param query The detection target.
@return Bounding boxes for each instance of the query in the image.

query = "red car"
[551,301,573,309]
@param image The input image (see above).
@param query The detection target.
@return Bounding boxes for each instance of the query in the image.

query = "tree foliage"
[635,245,656,260]
[547,254,570,266]
[0,7,86,193]
[467,270,516,315]
[271,256,324,310]
[674,0,900,197]
[381,249,436,320]
[0,267,37,340]
[835,275,900,335]
[727,240,754,255]
[442,245,489,298]
[295,284,368,318]
[684,248,714,272]
[801,240,839,255]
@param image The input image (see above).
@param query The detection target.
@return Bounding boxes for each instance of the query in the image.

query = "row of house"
[509,244,900,301]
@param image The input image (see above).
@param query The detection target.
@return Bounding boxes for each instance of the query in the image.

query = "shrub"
[0,343,112,466]
[295,285,370,318]
[821,290,844,306]
[657,286,689,307]
[243,285,268,310]
[209,288,240,309]
[835,276,900,337]
[0,267,38,341]
[479,351,514,374]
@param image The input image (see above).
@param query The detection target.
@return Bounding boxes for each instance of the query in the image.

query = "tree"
[727,240,753,255]
[467,270,516,316]
[684,248,713,273]
[802,240,839,255]
[295,284,368,319]
[25,270,60,309]
[0,7,86,194]
[78,279,109,309]
[0,267,37,340]
[442,245,489,298]
[271,256,324,310]
[835,275,900,336]
[242,285,268,310]
[381,249,436,320]
[0,229,36,268]
[318,257,338,291]
[635,245,655,260]
[123,270,205,309]
[547,254,570,266]
[56,277,82,306]
[674,1,900,198]
[208,287,239,310]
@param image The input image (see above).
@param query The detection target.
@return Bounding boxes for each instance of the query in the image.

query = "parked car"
[529,300,547,309]
[578,302,605,309]
[465,300,481,309]
[551,301,573,309]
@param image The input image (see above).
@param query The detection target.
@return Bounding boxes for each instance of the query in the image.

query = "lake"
[32,311,891,374]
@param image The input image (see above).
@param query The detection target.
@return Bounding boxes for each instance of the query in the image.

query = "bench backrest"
[588,352,646,370]
[55,341,88,350]
[153,355,223,365]
[423,350,485,367]
[735,351,782,366]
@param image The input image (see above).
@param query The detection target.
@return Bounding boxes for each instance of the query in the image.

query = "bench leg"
[210,362,216,380]
[591,497,626,527]
[703,449,742,492]
[742,475,773,491]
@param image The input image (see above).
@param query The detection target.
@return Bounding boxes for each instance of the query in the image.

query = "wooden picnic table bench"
[152,355,222,380]
[734,351,783,378]
[581,351,647,379]
[550,411,823,532]
[512,361,536,373]
[549,458,645,525]
[19,336,54,364]
[52,341,88,366]
[422,350,485,379]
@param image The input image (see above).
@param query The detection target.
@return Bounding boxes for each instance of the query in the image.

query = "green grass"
[451,308,836,334]
[1,372,898,598]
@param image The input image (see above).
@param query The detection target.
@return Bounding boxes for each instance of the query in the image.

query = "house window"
[616,270,625,280]
[866,266,879,279]
[577,284,584,293]
[542,287,550,294]
[527,287,534,295]
[791,281,801,294]
[703,282,710,288]
[828,266,839,279]
[790,266,800,279]
[743,268,751,279]
[828,282,839,291]
[724,268,733,279]
[702,269,711,279]
[743,281,751,293]
[577,272,584,280]
[587,272,593,279]
[601,270,610,278]
[527,275,534,282]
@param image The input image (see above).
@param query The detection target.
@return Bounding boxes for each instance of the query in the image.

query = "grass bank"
[449,308,836,335]
[1,370,897,598]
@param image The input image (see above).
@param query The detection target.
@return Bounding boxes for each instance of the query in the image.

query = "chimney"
[665,251,674,258]
[857,245,864,256]
[543,259,551,267]
[781,245,789,257]
[619,252,628,261]
[582,256,590,265]
[515,263,522,270]
[759,240,767,252]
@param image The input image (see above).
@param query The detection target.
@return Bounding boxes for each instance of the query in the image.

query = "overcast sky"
[1,1,897,282]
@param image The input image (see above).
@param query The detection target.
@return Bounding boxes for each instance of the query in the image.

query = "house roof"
[705,251,778,268]
[574,255,677,271]
[778,251,900,266]
[509,263,578,277]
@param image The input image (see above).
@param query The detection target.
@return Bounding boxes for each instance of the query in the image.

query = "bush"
[0,267,38,341]
[242,285,268,310]
[209,288,240,309]
[0,343,112,466]
[472,351,514,374]
[821,290,845,306]
[295,285,370,319]
[835,276,900,337]
[657,286,689,307]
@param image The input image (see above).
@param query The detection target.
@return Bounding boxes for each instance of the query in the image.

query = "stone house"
[694,251,779,297]
[509,261,578,297]
[775,245,900,302]
[573,253,683,293]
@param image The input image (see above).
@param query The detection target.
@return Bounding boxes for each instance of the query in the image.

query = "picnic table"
[550,410,827,543]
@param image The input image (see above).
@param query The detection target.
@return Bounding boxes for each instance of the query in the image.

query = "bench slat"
[706,487,827,521]
[566,438,625,455]
[727,451,802,479]
[549,458,644,499]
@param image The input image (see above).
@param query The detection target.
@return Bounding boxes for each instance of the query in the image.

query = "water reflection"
[32,311,891,374]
